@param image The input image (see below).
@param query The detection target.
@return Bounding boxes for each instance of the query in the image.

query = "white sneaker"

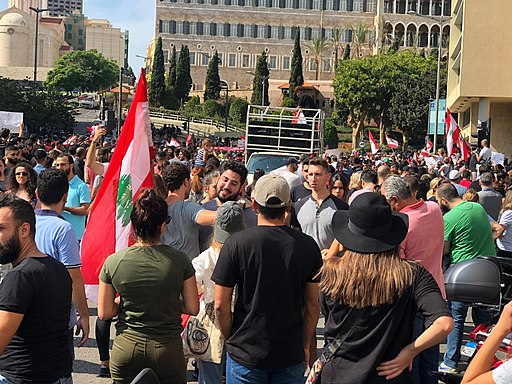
[438,362,457,374]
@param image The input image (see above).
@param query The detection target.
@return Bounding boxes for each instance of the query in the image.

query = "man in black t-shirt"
[0,195,72,383]
[212,175,322,382]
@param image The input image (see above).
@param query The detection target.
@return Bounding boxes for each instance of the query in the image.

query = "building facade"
[63,11,85,50]
[447,0,512,157]
[46,0,83,17]
[0,6,70,80]
[7,0,42,17]
[85,18,125,65]
[153,0,450,103]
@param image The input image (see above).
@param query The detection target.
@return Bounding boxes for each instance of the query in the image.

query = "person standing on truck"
[295,86,316,117]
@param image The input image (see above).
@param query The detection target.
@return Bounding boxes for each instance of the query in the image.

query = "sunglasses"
[15,172,28,176]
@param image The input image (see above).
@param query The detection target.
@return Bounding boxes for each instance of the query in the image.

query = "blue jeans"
[198,358,224,384]
[0,374,72,384]
[226,353,305,384]
[412,312,439,384]
[443,301,492,369]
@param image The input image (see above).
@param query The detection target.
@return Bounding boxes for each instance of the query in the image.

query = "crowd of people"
[0,122,512,384]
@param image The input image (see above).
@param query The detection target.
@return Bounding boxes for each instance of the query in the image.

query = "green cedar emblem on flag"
[116,174,133,227]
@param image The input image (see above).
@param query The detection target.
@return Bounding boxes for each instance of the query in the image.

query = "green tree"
[166,46,177,91]
[203,51,221,101]
[343,44,351,60]
[307,37,330,80]
[45,50,118,93]
[123,66,136,85]
[0,78,75,134]
[229,97,249,123]
[289,29,304,101]
[352,24,368,58]
[324,119,339,149]
[251,51,270,106]
[185,95,201,114]
[149,37,165,107]
[202,99,224,118]
[281,97,297,108]
[331,28,343,69]
[175,45,192,104]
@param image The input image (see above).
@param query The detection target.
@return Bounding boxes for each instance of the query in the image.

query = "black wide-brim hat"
[332,192,409,253]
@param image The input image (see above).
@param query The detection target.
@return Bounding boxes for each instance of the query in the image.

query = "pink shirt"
[400,199,446,298]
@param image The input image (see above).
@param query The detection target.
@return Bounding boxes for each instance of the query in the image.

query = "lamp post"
[29,7,64,82]
[408,11,450,153]
[136,54,149,71]
[247,71,269,106]
[118,66,123,138]
[220,79,229,132]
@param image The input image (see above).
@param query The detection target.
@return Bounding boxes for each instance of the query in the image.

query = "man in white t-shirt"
[476,139,491,163]
[279,157,301,189]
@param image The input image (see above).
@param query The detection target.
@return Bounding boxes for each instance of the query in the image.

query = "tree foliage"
[324,119,339,149]
[204,51,221,101]
[281,97,297,108]
[45,50,118,93]
[343,44,351,60]
[307,37,330,80]
[229,97,249,123]
[202,99,224,118]
[289,29,304,102]
[149,37,166,107]
[333,51,439,148]
[0,77,75,135]
[175,45,192,104]
[251,51,270,106]
[166,46,177,91]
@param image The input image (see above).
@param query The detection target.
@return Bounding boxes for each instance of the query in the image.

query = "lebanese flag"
[426,140,433,151]
[368,130,379,154]
[87,124,100,140]
[385,133,399,149]
[63,134,78,146]
[458,134,471,161]
[445,109,460,157]
[81,69,154,294]
[166,137,180,147]
[186,133,193,146]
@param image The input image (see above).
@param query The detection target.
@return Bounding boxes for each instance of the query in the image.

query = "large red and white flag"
[81,70,154,296]
[166,137,180,148]
[368,130,379,154]
[458,134,471,161]
[385,133,399,149]
[445,109,460,157]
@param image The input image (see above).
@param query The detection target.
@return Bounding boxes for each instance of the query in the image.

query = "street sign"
[427,99,446,135]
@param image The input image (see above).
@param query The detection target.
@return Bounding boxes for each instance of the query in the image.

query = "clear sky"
[0,0,155,71]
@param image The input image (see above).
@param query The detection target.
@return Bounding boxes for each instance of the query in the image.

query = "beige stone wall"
[489,102,512,158]
[85,21,124,65]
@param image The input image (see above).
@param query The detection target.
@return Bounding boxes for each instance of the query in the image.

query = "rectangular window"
[325,0,334,9]
[163,50,169,63]
[217,23,225,36]
[230,24,238,36]
[176,21,184,34]
[242,54,251,67]
[339,0,347,11]
[204,23,211,35]
[218,53,224,66]
[271,0,279,5]
[284,26,292,39]
[312,0,322,9]
[312,28,321,39]
[161,20,169,33]
[309,59,317,71]
[201,53,210,65]
[268,55,277,69]
[299,0,307,7]
[323,58,331,71]
[282,56,291,69]
[353,0,363,11]
[244,24,252,37]
[190,22,197,35]
[228,53,237,67]
[257,25,266,38]
[270,26,279,39]
[324,28,332,39]
[285,0,294,6]
[189,51,196,65]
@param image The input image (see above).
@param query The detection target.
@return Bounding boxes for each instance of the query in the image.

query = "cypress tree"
[175,45,192,104]
[289,29,304,102]
[203,51,221,101]
[149,37,165,107]
[167,46,177,91]
[251,51,270,106]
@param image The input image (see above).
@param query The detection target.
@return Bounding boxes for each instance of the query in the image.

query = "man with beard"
[54,154,91,241]
[435,182,495,374]
[162,162,216,260]
[0,195,73,383]
[198,161,256,252]
[3,146,19,179]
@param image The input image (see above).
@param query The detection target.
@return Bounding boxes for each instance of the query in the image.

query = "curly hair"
[8,162,37,202]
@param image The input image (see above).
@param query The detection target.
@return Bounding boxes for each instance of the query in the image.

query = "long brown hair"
[320,248,414,308]
[501,190,512,214]
[190,166,204,194]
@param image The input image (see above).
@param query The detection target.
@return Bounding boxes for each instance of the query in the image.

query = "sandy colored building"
[85,18,126,66]
[7,0,41,17]
[447,0,512,157]
[0,6,70,80]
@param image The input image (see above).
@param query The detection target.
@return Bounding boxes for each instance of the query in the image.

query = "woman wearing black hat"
[319,193,454,383]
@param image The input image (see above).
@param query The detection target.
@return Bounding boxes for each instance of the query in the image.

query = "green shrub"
[202,99,224,118]
[281,97,297,108]
[229,98,249,124]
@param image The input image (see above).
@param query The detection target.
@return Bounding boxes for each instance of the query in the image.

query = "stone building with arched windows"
[0,6,70,81]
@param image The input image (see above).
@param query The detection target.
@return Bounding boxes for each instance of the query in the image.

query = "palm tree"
[306,37,330,80]
[331,28,343,69]
[352,23,368,58]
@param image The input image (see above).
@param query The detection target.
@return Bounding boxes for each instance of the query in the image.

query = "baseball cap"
[214,201,244,244]
[34,149,47,160]
[253,174,291,208]
[448,170,460,180]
